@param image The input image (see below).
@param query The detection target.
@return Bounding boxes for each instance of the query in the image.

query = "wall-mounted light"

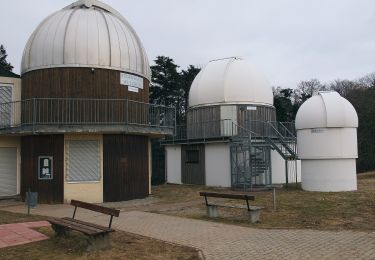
[91,68,95,74]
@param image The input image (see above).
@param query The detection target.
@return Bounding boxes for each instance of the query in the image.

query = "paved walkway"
[3,205,375,259]
[0,221,50,248]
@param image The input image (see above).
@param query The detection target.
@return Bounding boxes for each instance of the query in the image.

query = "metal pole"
[27,188,31,216]
[285,160,289,188]
[174,107,177,136]
[32,99,36,131]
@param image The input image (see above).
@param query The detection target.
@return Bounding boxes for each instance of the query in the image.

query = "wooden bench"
[48,200,120,251]
[199,191,263,223]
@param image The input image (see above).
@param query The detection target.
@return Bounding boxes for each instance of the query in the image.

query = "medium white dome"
[295,91,358,130]
[188,57,273,108]
[21,0,151,80]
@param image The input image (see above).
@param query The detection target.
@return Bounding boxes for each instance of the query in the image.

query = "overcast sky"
[1,0,374,87]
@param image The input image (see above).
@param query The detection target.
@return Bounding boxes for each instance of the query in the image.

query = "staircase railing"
[265,122,297,159]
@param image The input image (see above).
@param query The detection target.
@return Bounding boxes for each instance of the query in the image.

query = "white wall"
[271,150,301,184]
[205,143,231,187]
[301,159,357,191]
[271,149,285,184]
[220,105,237,136]
[166,145,182,184]
[297,128,358,159]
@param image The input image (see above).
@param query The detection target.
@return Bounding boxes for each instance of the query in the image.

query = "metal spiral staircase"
[230,121,298,191]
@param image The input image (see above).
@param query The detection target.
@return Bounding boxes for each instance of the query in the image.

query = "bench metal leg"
[206,205,219,218]
[51,224,70,237]
[87,233,111,251]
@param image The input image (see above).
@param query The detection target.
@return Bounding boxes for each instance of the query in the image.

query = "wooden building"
[0,0,174,203]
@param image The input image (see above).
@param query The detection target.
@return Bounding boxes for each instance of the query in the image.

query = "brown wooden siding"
[21,135,64,203]
[21,68,150,125]
[186,106,221,139]
[103,134,149,202]
[181,144,205,185]
[237,105,276,137]
[22,68,149,102]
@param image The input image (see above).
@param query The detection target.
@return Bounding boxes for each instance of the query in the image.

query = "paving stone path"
[0,221,50,248]
[3,205,375,259]
[115,211,375,260]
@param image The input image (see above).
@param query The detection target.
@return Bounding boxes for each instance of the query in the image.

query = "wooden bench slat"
[71,200,120,217]
[62,217,114,232]
[48,218,102,235]
[199,192,255,200]
[48,218,106,236]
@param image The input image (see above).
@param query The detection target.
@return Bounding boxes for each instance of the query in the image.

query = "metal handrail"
[278,121,296,139]
[0,98,176,130]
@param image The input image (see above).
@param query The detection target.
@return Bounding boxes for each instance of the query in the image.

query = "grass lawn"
[0,211,200,259]
[150,172,375,231]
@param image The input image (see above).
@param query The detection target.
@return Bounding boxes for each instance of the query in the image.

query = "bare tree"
[295,79,326,104]
[357,72,375,88]
[329,79,360,97]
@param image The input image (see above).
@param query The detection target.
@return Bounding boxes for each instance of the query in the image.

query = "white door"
[0,147,17,196]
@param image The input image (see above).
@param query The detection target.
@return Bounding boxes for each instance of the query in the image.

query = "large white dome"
[295,91,358,130]
[188,57,273,108]
[21,0,151,80]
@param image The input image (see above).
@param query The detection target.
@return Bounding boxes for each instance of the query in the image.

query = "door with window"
[0,85,13,127]
[181,144,205,185]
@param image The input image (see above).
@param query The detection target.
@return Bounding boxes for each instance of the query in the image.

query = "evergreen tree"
[0,45,13,71]
[150,56,200,124]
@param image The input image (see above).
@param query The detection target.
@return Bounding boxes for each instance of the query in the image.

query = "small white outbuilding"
[295,91,358,192]
[165,57,300,189]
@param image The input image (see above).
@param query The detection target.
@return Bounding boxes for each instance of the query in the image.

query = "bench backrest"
[199,192,255,201]
[71,200,120,217]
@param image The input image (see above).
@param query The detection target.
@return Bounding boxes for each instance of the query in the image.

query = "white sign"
[247,106,257,111]
[120,73,143,89]
[128,86,139,93]
[311,128,326,133]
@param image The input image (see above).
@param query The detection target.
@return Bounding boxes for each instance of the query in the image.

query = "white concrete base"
[301,159,357,192]
[248,207,262,223]
[207,205,219,218]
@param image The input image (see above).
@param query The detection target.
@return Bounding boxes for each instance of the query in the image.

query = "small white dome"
[295,91,358,130]
[188,57,273,108]
[21,0,151,80]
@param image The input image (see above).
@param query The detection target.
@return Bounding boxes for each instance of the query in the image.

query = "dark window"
[186,150,199,163]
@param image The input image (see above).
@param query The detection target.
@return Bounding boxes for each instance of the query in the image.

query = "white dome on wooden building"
[21,0,151,80]
[189,57,273,108]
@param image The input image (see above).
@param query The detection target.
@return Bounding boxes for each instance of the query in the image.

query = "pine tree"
[0,44,14,71]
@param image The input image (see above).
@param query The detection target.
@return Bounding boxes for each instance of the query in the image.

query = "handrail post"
[174,107,177,136]
[32,98,36,130]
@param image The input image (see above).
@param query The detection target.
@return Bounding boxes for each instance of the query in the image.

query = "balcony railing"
[0,98,175,133]
[167,119,296,142]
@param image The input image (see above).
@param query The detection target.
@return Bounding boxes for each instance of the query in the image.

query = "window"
[0,85,13,127]
[186,150,199,164]
[66,140,100,182]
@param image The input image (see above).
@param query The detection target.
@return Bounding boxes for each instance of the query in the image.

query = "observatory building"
[0,0,174,203]
[295,91,358,191]
[165,57,300,190]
